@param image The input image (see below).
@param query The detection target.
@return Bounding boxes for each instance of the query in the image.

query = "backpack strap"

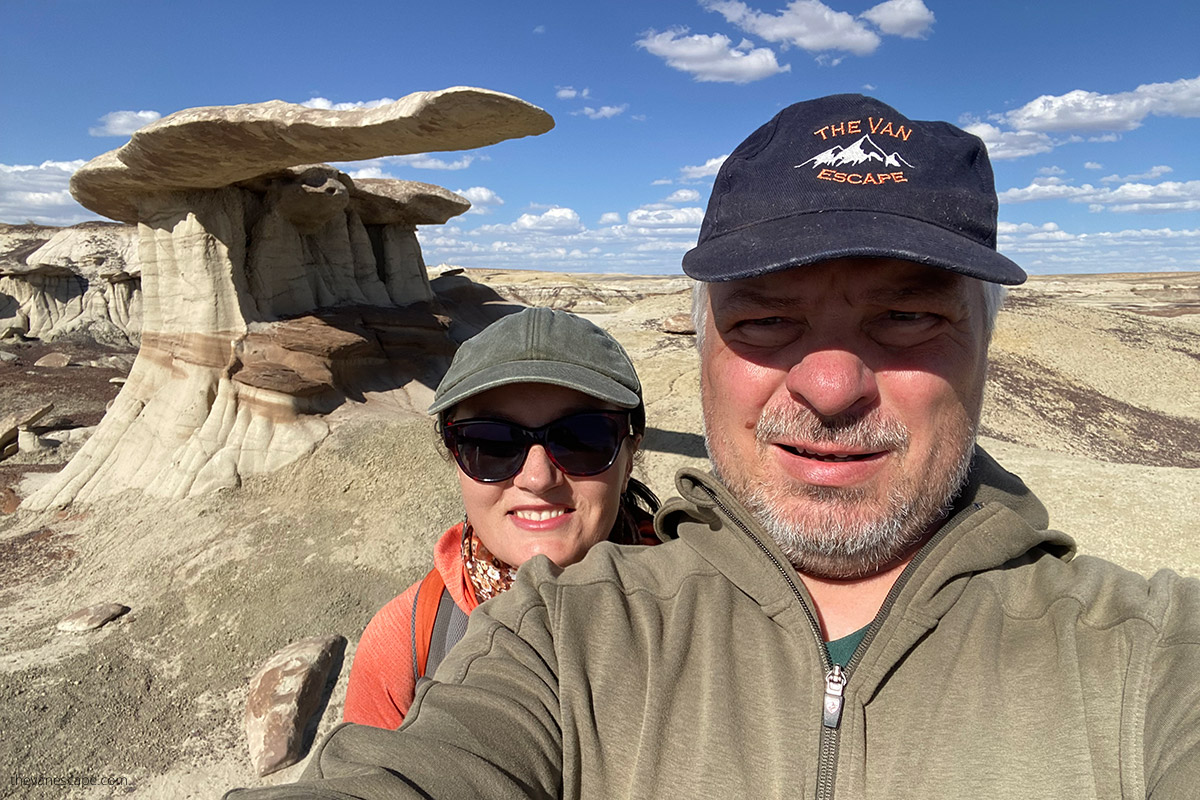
[412,568,446,679]
[411,567,471,683]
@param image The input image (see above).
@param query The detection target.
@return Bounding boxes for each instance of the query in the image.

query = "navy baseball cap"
[682,94,1026,285]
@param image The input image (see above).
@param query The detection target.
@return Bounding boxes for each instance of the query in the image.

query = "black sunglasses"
[442,411,632,483]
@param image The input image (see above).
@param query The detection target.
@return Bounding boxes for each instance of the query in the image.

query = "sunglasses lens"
[451,421,528,482]
[546,413,624,476]
[446,412,629,482]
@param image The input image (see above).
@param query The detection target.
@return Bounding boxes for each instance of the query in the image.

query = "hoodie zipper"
[697,482,983,800]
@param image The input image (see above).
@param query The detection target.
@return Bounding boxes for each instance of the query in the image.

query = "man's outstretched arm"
[225,570,565,800]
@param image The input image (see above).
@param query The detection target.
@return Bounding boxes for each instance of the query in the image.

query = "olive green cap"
[428,307,641,414]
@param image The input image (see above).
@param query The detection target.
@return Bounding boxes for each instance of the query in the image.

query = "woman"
[344,307,658,728]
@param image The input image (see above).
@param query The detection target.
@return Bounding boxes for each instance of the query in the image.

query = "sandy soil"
[0,269,1198,798]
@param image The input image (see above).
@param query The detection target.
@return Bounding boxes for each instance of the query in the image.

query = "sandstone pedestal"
[23,88,553,509]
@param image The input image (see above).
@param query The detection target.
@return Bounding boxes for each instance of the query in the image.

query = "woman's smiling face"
[450,382,636,568]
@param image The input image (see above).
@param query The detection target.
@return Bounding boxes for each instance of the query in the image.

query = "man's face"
[700,258,990,579]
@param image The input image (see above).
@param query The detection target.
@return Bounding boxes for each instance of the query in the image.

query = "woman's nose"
[512,444,564,492]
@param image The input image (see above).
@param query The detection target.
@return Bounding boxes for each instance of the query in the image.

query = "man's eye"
[723,316,801,347]
[872,310,944,347]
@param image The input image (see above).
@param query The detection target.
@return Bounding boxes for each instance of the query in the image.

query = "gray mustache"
[755,407,910,453]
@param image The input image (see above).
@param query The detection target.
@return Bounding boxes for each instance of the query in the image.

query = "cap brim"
[428,360,641,415]
[682,209,1026,285]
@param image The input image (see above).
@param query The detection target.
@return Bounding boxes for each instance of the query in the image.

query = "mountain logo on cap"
[796,134,915,171]
[794,132,915,187]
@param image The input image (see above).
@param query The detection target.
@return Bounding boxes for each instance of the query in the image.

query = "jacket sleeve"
[225,560,565,800]
[1144,571,1200,798]
[342,582,421,729]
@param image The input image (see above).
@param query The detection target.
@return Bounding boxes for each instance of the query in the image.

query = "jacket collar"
[654,446,1076,634]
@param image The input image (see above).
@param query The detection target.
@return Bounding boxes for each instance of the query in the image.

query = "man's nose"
[784,348,879,418]
[513,444,564,492]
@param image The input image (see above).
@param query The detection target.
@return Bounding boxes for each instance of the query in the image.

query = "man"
[229,95,1200,799]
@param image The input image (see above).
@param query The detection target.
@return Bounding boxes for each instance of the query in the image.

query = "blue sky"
[2,0,1197,276]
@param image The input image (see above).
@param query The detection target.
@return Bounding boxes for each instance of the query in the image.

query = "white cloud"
[424,204,1200,275]
[665,188,702,203]
[703,0,876,55]
[88,110,161,137]
[859,0,935,38]
[1100,165,1172,183]
[1094,181,1200,213]
[455,186,504,215]
[572,105,629,120]
[998,221,1064,235]
[0,160,100,225]
[962,121,1054,160]
[680,154,729,181]
[533,25,546,34]
[419,200,705,274]
[513,206,584,232]
[395,154,480,171]
[1037,166,1066,176]
[627,207,706,228]
[336,153,486,178]
[556,86,590,99]
[999,177,1200,213]
[1084,162,1104,170]
[998,176,1081,202]
[955,77,1200,163]
[636,29,790,84]
[997,221,1200,275]
[345,166,387,179]
[301,96,396,111]
[1003,75,1200,132]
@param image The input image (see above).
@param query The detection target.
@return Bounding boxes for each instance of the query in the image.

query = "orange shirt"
[344,516,658,729]
[343,523,477,729]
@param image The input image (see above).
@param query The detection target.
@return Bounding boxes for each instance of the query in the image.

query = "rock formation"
[23,87,553,509]
[1,402,53,462]
[0,222,141,345]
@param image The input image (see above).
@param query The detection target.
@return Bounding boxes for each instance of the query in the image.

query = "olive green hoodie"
[227,448,1200,799]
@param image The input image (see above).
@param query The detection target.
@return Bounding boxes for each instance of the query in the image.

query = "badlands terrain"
[1,265,1199,797]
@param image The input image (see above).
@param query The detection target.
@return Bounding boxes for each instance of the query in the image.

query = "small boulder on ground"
[56,603,131,632]
[33,352,71,368]
[662,312,696,335]
[244,634,345,777]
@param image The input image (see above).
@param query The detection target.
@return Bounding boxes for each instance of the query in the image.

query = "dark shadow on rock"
[642,427,708,459]
[228,276,528,416]
[299,634,347,762]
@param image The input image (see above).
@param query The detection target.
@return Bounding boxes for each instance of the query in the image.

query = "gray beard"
[709,406,977,580]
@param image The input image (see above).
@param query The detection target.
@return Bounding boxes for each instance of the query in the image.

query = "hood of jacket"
[654,446,1077,649]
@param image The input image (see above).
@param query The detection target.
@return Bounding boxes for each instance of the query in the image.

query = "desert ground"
[1,267,1198,798]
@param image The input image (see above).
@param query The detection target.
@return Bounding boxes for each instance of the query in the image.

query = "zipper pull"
[822,665,847,729]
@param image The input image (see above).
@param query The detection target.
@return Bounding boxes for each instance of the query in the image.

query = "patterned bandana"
[462,523,519,602]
